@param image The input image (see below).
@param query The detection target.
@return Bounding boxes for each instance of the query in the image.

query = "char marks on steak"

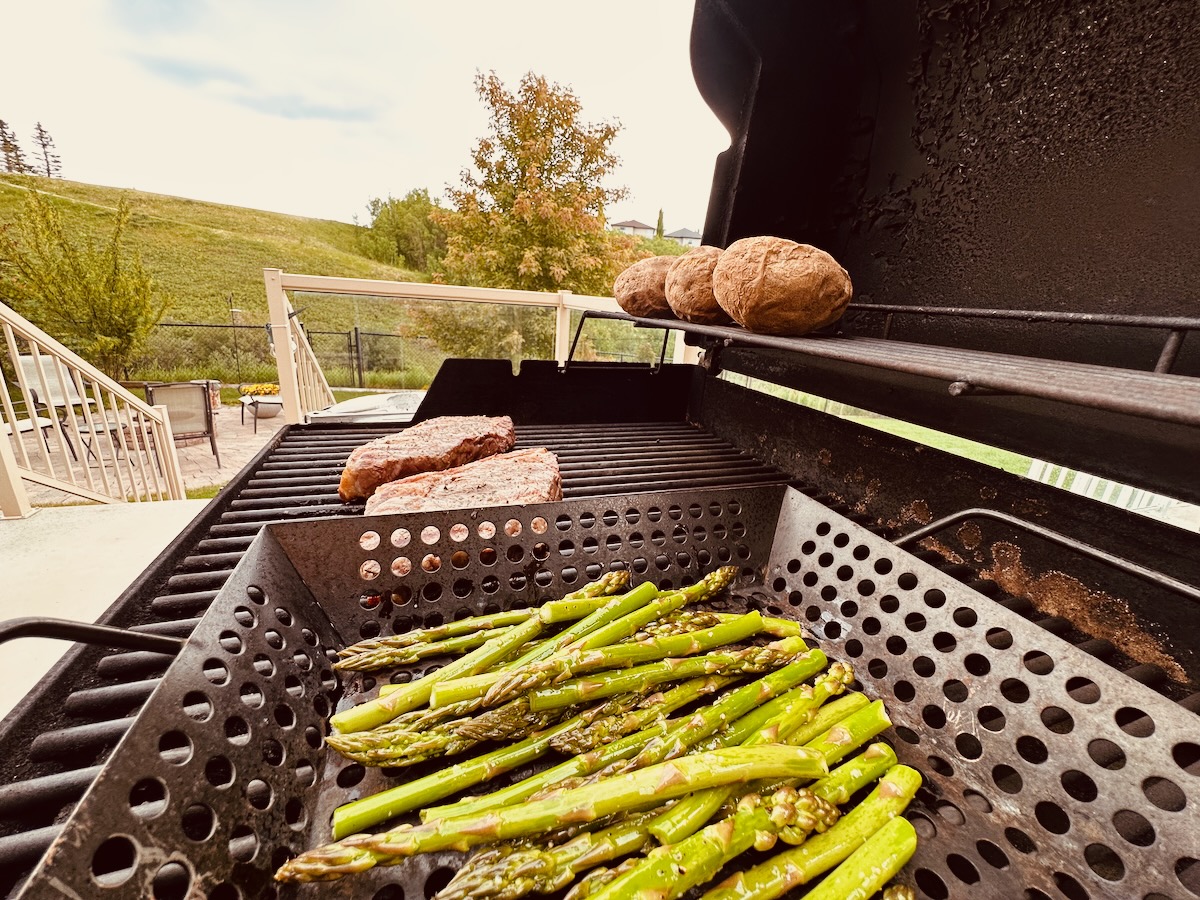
[338,415,516,501]
[364,447,562,515]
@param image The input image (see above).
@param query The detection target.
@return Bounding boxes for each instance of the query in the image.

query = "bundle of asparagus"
[276,567,921,898]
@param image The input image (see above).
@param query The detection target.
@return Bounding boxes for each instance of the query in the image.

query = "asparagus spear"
[550,675,734,755]
[334,627,515,673]
[801,815,918,900]
[274,745,829,883]
[337,612,532,657]
[433,569,742,709]
[473,611,769,709]
[713,612,807,639]
[440,741,895,900]
[700,764,922,900]
[537,648,828,795]
[327,692,595,767]
[338,573,629,662]
[635,609,723,638]
[422,671,745,823]
[527,635,811,713]
[435,811,663,900]
[588,786,841,900]
[331,615,545,734]
[646,662,855,845]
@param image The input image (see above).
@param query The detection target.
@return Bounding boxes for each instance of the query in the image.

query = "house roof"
[666,228,702,239]
[611,219,654,229]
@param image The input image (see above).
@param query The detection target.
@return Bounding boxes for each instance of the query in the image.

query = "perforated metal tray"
[17,486,1199,899]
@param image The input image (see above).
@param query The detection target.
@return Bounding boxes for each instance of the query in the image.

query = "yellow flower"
[239,383,280,396]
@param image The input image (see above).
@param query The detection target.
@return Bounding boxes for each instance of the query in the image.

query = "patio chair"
[17,355,98,424]
[145,381,220,467]
[1,399,72,458]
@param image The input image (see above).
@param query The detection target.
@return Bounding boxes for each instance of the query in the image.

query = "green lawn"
[843,416,1032,475]
[0,173,423,330]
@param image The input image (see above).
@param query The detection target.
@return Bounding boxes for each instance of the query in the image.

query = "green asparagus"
[801,815,918,900]
[476,612,768,709]
[275,745,829,883]
[434,811,663,900]
[331,615,545,734]
[527,635,810,712]
[334,627,514,673]
[646,662,854,845]
[699,764,922,900]
[589,786,841,900]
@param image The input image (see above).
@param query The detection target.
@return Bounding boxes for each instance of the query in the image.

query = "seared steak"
[338,415,516,501]
[364,448,562,515]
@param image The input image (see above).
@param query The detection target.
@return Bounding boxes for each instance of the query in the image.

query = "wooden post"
[555,290,573,365]
[263,268,303,425]
[0,423,33,518]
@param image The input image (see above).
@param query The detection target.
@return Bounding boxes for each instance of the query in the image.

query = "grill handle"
[894,507,1200,606]
[0,617,185,654]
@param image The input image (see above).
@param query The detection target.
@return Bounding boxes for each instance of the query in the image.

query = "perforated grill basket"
[17,486,1199,899]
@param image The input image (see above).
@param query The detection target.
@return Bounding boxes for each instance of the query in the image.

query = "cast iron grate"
[14,486,1200,899]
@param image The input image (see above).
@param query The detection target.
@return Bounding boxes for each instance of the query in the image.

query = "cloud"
[234,93,378,124]
[132,54,377,123]
[133,55,251,89]
[109,0,206,34]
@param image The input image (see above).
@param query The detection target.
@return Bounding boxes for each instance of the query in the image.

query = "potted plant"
[239,383,282,418]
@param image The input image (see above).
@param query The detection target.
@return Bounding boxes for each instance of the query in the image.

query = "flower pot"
[253,403,281,419]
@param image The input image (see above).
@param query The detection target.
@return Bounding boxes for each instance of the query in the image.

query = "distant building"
[609,219,656,239]
[666,227,702,248]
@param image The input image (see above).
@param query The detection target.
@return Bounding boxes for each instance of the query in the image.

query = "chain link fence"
[128,322,446,389]
[128,306,678,390]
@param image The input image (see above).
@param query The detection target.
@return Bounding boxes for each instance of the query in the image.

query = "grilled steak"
[338,415,516,501]
[364,447,562,515]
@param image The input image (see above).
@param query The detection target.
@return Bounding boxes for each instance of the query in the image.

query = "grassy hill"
[0,173,422,331]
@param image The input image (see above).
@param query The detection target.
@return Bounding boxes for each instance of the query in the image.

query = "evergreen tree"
[29,122,62,178]
[655,208,664,239]
[0,192,165,377]
[0,119,30,174]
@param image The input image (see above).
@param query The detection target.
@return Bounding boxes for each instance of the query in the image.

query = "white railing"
[262,269,697,424]
[1026,459,1199,531]
[0,301,186,518]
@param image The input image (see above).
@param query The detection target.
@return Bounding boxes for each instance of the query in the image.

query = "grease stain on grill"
[983,541,1186,680]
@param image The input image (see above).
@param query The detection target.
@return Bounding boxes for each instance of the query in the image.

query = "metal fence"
[128,322,448,390]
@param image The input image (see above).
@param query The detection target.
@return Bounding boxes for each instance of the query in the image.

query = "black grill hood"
[690,0,1199,369]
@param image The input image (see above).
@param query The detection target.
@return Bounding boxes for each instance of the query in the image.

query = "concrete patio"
[0,401,288,718]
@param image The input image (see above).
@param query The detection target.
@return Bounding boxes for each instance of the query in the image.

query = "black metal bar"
[577,309,1200,427]
[893,507,1200,605]
[846,303,1200,331]
[0,618,185,653]
[1155,328,1187,374]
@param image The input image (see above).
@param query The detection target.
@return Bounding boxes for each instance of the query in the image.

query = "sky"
[2,1,731,234]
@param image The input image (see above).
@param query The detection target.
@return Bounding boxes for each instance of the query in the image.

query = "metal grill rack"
[14,486,1199,899]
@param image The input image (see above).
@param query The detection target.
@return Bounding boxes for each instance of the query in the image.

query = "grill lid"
[691,0,1200,367]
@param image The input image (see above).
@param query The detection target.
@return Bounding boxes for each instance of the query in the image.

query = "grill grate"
[0,420,787,897]
[14,486,1199,899]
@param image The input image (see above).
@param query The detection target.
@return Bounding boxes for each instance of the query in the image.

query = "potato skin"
[712,236,852,335]
[613,255,677,317]
[665,246,730,325]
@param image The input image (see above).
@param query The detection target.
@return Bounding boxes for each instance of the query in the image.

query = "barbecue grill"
[2,1,1199,898]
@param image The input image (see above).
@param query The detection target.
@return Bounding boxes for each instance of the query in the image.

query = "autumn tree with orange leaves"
[435,71,635,296]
